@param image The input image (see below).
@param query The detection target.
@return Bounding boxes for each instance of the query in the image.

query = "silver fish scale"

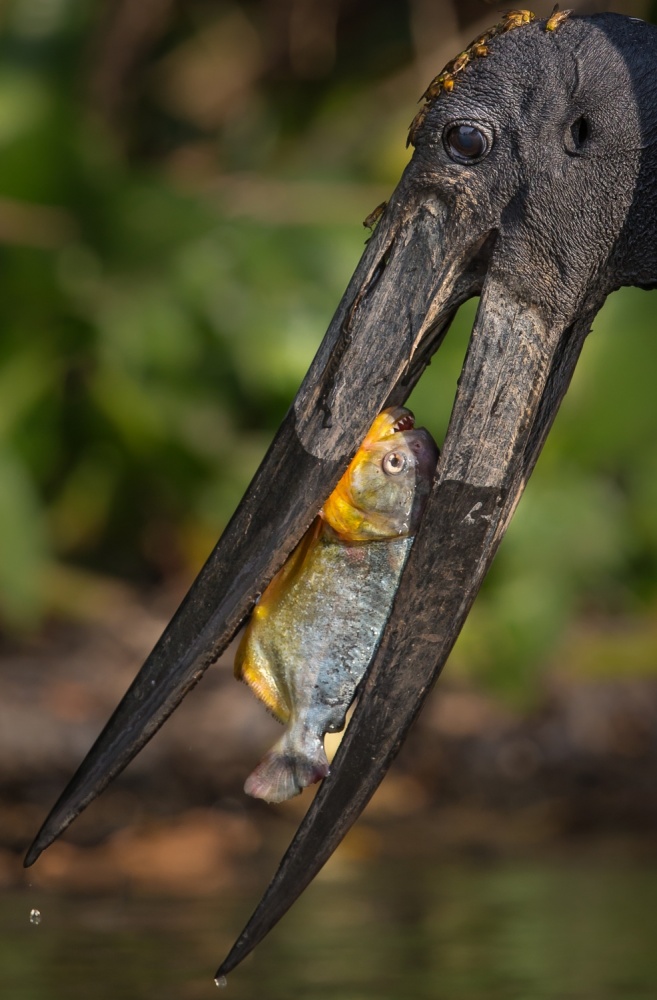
[250,528,413,741]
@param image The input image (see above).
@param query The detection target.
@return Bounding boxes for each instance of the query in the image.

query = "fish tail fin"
[244,732,329,804]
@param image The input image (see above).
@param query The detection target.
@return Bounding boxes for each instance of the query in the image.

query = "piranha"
[235,406,439,803]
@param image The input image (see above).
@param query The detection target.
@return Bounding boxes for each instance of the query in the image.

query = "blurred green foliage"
[0,0,415,626]
[1,0,657,699]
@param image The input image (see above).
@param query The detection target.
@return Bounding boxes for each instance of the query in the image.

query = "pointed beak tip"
[24,830,49,868]
[23,846,40,869]
[215,959,233,984]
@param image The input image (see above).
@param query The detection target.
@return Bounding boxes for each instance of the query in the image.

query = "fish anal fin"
[239,656,291,724]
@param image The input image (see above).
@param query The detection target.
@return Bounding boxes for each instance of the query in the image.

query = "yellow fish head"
[321,406,439,541]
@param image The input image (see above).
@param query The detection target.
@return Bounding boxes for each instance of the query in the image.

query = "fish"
[234,406,439,803]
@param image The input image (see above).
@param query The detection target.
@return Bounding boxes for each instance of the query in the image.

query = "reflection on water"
[4,857,657,999]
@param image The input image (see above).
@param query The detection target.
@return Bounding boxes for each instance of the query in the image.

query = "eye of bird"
[382,451,407,475]
[444,123,489,162]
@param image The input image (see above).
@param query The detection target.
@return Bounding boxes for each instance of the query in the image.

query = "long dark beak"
[24,165,593,965]
[215,278,595,976]
[24,177,478,866]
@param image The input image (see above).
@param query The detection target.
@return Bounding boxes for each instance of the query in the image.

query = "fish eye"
[382,451,408,476]
[444,123,489,163]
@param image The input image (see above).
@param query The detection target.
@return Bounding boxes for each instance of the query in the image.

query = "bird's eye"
[382,451,407,476]
[444,123,489,163]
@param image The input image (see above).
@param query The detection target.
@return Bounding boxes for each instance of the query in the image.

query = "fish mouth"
[23,11,644,983]
[390,410,415,435]
[362,405,417,445]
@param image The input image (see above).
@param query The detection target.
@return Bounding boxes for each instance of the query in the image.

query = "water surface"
[4,856,657,999]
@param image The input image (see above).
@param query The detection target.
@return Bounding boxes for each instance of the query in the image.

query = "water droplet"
[29,908,41,925]
[214,974,228,989]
